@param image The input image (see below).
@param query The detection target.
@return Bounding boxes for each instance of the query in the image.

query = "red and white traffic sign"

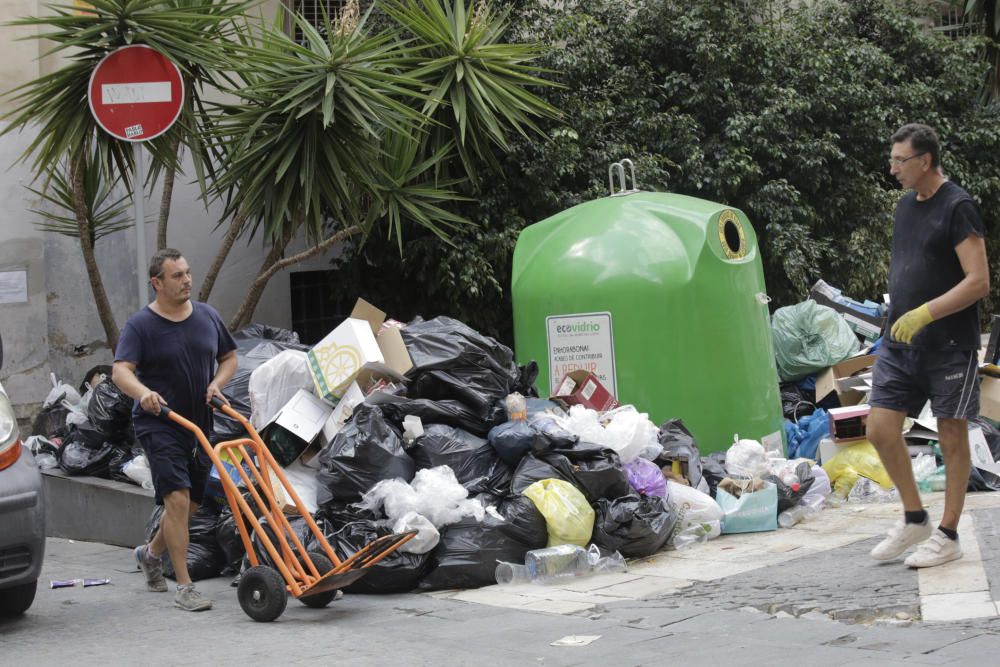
[88,45,184,142]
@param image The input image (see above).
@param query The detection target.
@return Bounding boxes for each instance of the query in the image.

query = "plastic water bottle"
[525,544,591,580]
[778,504,817,528]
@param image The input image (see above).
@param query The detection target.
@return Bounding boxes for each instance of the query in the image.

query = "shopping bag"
[717,481,778,534]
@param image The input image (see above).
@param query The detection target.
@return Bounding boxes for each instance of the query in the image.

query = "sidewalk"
[432,490,1000,625]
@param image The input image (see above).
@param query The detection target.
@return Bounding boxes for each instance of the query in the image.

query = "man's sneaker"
[175,584,213,612]
[870,519,933,561]
[904,530,963,568]
[134,544,168,592]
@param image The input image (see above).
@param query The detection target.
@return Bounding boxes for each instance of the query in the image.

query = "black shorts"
[138,430,211,506]
[869,346,980,420]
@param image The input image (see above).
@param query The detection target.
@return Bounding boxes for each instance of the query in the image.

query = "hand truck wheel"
[298,552,340,608]
[238,566,288,622]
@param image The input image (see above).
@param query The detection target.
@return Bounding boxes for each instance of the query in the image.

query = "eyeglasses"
[888,152,926,167]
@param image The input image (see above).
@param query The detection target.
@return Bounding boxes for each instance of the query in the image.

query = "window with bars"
[289,270,346,345]
[285,0,358,40]
[935,6,982,39]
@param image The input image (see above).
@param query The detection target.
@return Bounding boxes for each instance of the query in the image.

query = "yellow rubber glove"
[890,303,934,344]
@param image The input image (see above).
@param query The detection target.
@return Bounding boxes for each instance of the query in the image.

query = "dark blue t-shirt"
[887,180,984,351]
[115,302,237,439]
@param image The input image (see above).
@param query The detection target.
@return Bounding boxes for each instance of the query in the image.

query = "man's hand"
[139,391,166,415]
[206,382,229,406]
[891,303,934,344]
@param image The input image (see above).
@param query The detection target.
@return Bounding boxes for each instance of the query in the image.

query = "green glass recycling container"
[512,191,784,454]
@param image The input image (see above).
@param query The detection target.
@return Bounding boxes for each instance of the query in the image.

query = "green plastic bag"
[716,482,778,534]
[522,479,595,547]
[772,300,861,381]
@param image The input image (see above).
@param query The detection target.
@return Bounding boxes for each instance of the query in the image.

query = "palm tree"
[201,0,559,330]
[2,0,251,351]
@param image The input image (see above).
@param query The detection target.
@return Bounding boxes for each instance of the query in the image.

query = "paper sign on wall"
[546,312,616,396]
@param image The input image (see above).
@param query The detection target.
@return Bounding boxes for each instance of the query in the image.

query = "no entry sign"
[88,45,184,142]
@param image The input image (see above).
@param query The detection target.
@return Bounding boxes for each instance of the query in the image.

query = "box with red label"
[828,404,871,443]
[550,370,620,412]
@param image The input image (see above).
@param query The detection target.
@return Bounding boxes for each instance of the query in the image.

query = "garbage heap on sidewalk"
[773,279,1000,502]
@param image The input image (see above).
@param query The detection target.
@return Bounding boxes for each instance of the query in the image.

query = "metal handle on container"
[608,159,638,196]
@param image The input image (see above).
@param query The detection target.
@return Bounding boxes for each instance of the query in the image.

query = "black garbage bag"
[700,453,727,498]
[463,459,514,497]
[968,417,1000,492]
[249,514,332,571]
[108,444,143,484]
[330,519,431,594]
[591,494,677,558]
[232,323,304,350]
[780,382,817,421]
[763,461,815,514]
[317,405,415,504]
[401,316,521,421]
[409,424,505,485]
[79,364,112,394]
[58,426,115,477]
[528,413,578,450]
[418,495,548,591]
[516,361,541,398]
[525,398,566,419]
[215,507,247,575]
[654,419,704,489]
[370,394,504,437]
[511,443,630,503]
[146,504,226,581]
[87,378,134,440]
[488,420,537,465]
[31,402,71,440]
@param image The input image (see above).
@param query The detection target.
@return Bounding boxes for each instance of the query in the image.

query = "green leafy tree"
[327,0,1000,344]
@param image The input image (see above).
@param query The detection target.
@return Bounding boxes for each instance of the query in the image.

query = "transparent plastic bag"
[359,466,485,528]
[248,350,312,430]
[393,511,440,554]
[725,437,769,478]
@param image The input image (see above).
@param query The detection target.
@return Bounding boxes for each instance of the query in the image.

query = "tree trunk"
[198,213,246,303]
[156,132,182,250]
[228,224,362,331]
[70,152,121,352]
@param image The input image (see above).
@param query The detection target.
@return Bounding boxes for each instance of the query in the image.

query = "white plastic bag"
[123,455,154,490]
[725,437,769,478]
[248,350,312,429]
[665,480,724,548]
[602,406,659,464]
[275,460,320,515]
[45,372,81,409]
[359,466,485,528]
[393,512,440,554]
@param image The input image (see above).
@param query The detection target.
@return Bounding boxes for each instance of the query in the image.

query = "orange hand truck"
[162,397,415,622]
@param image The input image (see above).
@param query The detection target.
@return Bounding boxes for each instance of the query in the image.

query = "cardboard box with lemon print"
[307,299,413,403]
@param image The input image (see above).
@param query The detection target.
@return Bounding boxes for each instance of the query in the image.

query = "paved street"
[4,491,1000,665]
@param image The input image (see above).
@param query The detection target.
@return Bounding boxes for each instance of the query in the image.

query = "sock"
[938,526,958,541]
[904,510,928,525]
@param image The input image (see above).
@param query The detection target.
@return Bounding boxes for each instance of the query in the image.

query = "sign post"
[88,45,184,308]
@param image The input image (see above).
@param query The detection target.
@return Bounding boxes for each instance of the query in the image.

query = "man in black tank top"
[866,124,990,568]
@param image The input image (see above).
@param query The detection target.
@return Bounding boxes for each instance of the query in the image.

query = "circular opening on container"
[723,220,742,254]
[717,210,747,259]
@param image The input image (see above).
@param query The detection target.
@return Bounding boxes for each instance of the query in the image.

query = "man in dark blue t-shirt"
[867,124,990,569]
[113,248,237,611]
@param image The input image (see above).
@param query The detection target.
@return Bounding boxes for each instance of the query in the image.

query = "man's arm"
[927,235,990,319]
[112,360,166,415]
[205,350,238,404]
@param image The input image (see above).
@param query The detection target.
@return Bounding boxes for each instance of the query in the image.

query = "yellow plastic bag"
[522,479,595,547]
[822,440,893,498]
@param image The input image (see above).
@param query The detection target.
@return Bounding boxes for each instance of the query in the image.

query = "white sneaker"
[870,520,933,561]
[904,530,962,568]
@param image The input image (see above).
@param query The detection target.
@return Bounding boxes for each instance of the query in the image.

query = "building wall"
[0,0,334,418]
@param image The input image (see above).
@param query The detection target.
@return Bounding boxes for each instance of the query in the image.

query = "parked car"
[0,334,46,616]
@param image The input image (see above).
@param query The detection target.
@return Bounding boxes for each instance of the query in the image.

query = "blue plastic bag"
[785,408,829,460]
[717,482,778,534]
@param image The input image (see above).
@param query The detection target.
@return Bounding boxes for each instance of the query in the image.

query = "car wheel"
[0,580,37,616]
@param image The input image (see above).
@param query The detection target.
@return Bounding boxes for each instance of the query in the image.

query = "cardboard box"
[260,389,334,467]
[307,298,413,403]
[828,404,870,443]
[981,376,1000,422]
[815,354,877,406]
[551,370,620,412]
[808,289,886,342]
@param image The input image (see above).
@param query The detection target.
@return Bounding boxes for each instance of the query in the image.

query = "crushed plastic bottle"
[777,504,819,528]
[495,544,627,585]
[847,477,899,504]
